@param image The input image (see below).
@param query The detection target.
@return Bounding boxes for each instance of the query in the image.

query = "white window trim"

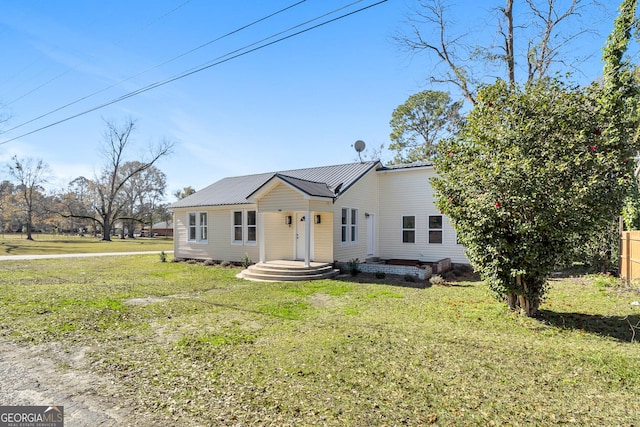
[402,214,416,244]
[231,210,243,245]
[187,211,208,243]
[231,210,258,246]
[341,207,358,245]
[428,214,443,244]
[246,210,257,246]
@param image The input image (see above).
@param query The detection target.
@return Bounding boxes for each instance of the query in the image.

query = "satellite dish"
[353,140,366,162]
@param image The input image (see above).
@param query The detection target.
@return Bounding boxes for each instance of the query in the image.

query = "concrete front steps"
[238,260,340,282]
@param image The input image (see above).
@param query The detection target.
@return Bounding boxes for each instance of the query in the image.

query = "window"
[341,208,357,243]
[233,211,243,242]
[188,213,196,241]
[429,215,443,243]
[341,208,348,242]
[402,216,415,243]
[199,212,208,241]
[247,210,257,242]
[350,208,358,242]
[188,212,207,242]
[232,210,257,245]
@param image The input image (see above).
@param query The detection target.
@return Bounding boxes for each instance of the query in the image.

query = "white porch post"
[258,212,265,264]
[304,209,311,267]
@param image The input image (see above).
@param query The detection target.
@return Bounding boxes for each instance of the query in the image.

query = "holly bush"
[432,77,639,315]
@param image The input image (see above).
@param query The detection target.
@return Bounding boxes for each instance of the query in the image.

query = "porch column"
[258,212,265,264]
[304,209,311,267]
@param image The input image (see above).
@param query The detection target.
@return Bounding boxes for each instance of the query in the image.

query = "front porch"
[238,260,340,282]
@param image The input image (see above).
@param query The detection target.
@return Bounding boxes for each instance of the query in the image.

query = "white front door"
[295,212,306,260]
[366,213,375,256]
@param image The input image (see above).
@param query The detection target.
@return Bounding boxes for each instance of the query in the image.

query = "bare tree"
[60,118,173,241]
[6,156,52,240]
[55,177,95,235]
[396,0,601,105]
[119,162,167,238]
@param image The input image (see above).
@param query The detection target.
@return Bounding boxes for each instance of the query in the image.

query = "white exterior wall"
[332,168,379,262]
[257,183,334,262]
[173,206,259,262]
[312,214,333,262]
[377,167,469,264]
[261,212,294,260]
[259,183,308,212]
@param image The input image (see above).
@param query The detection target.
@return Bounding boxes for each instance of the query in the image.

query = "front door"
[366,213,375,256]
[295,212,306,260]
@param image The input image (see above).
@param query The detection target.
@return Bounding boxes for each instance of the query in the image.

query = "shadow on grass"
[2,244,17,254]
[538,309,640,343]
[337,273,478,289]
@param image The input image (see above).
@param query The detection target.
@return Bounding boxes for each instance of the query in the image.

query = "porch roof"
[246,174,336,201]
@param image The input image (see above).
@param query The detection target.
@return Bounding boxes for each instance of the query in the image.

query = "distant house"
[169,161,468,278]
[144,221,173,237]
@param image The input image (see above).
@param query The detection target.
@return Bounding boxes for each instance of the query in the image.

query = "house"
[169,160,469,280]
[142,221,174,237]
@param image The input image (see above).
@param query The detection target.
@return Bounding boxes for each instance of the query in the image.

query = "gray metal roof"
[170,161,381,209]
[381,162,433,170]
[251,174,337,199]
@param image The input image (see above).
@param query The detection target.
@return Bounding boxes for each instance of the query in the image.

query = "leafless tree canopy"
[6,156,52,240]
[396,0,604,105]
[60,118,173,241]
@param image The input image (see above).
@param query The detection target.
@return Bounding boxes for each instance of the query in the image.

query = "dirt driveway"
[0,340,164,426]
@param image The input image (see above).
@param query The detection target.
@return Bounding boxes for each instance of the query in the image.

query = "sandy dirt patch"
[0,340,159,426]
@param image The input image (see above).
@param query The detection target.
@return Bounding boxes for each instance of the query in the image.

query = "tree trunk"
[503,0,515,85]
[507,292,519,311]
[26,209,33,240]
[515,274,539,317]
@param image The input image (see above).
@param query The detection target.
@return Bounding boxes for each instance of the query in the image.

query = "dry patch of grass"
[0,256,638,425]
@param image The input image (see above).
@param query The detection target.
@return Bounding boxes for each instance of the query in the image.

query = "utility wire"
[0,0,307,135]
[0,0,388,146]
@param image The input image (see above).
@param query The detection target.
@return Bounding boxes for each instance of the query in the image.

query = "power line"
[0,0,388,146]
[1,1,307,135]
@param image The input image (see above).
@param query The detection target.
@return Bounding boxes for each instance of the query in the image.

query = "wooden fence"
[620,231,640,280]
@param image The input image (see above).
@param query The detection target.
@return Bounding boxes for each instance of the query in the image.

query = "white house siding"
[173,206,259,262]
[258,183,308,212]
[312,214,333,262]
[377,167,469,265]
[262,212,294,260]
[332,168,379,262]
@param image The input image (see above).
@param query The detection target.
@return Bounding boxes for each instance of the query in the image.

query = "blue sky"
[0,0,627,201]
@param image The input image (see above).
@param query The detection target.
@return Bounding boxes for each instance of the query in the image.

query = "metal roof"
[170,161,381,209]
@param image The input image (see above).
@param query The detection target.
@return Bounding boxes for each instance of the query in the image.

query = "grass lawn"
[0,255,638,425]
[0,233,173,255]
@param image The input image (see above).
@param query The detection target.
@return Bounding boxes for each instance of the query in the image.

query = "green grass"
[0,233,173,255]
[0,256,638,425]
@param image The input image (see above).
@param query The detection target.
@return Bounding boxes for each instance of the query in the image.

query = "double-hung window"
[188,212,207,242]
[199,212,208,241]
[428,215,443,244]
[350,209,358,242]
[341,208,358,243]
[402,215,416,243]
[233,211,243,243]
[247,210,257,243]
[232,210,257,245]
[188,213,197,241]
